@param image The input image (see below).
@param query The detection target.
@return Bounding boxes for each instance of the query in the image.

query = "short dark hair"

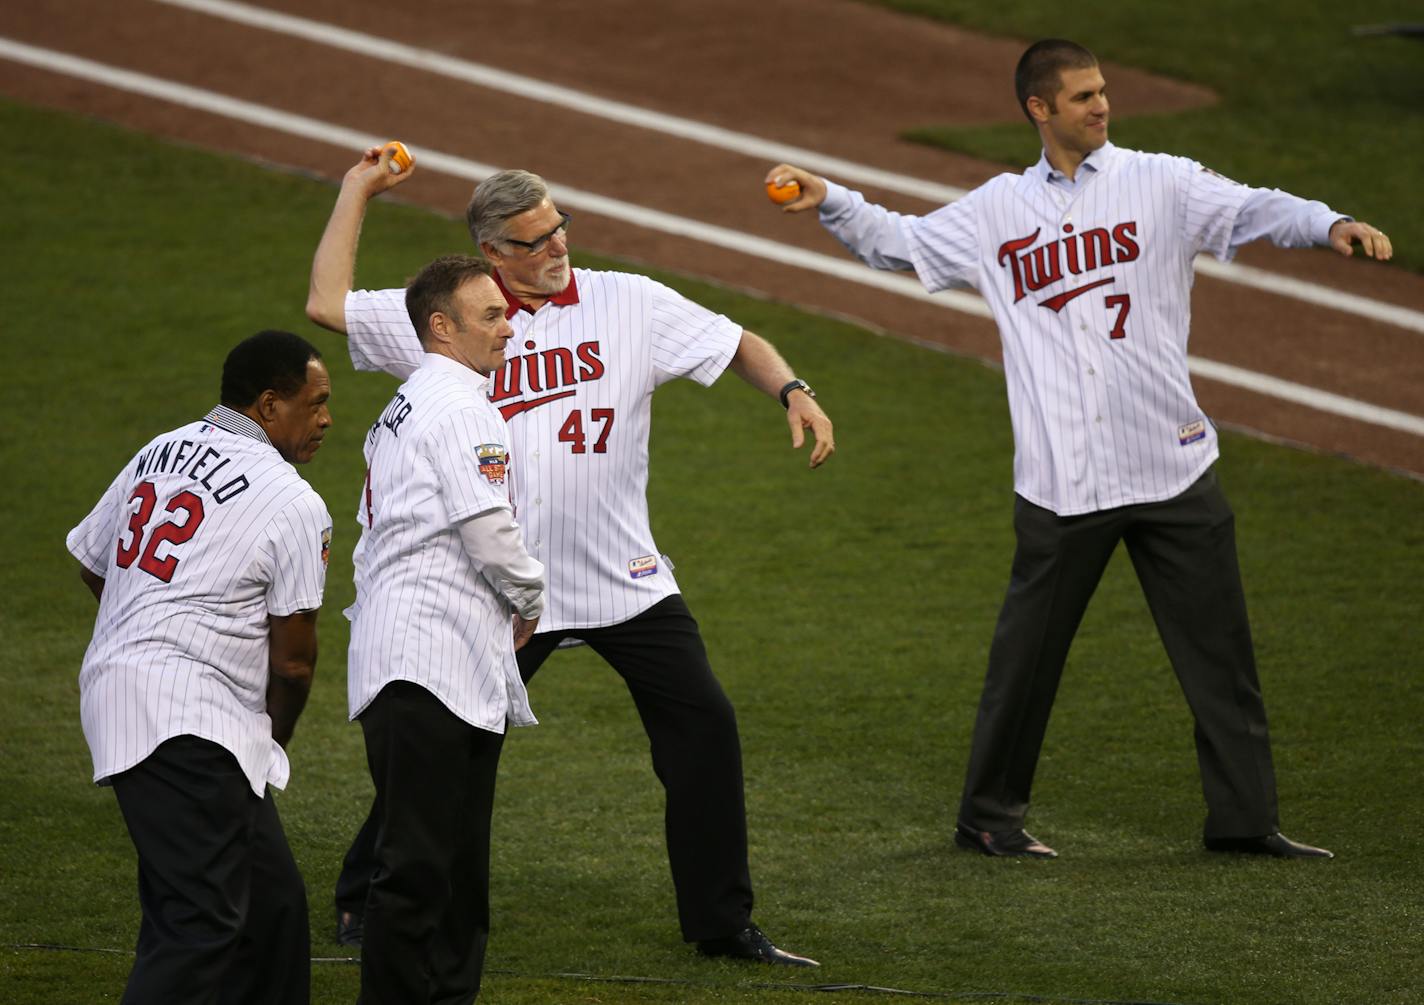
[1015,39,1098,123]
[220,330,322,408]
[405,255,497,344]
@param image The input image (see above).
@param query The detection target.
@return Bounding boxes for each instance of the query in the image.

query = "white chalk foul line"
[1,36,1420,439]
[153,0,1424,337]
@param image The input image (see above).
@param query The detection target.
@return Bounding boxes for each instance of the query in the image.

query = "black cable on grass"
[5,944,1202,1005]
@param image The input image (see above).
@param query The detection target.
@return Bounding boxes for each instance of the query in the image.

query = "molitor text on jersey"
[489,339,606,419]
[131,437,251,503]
[997,222,1140,309]
[371,392,413,441]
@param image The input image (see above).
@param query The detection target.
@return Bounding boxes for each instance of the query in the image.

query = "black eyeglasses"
[502,211,571,255]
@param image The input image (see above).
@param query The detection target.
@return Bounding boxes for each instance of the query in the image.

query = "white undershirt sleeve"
[1230,187,1346,250]
[818,181,919,272]
[457,508,546,620]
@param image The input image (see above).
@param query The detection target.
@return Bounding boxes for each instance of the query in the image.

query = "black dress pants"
[358,681,505,1005]
[338,594,754,944]
[957,469,1281,840]
[110,734,309,1005]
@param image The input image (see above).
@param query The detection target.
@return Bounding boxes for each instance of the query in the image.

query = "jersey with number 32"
[66,407,332,795]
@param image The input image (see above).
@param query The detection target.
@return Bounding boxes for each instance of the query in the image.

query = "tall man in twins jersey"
[347,255,545,1003]
[308,148,831,965]
[66,330,333,1003]
[769,38,1394,861]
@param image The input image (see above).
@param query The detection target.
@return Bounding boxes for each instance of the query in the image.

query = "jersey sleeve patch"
[475,443,509,485]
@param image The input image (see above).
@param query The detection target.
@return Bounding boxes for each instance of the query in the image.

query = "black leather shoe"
[1204,831,1333,859]
[954,824,1057,859]
[335,908,364,947]
[696,924,819,967]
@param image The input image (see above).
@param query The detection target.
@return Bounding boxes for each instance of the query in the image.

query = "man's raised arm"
[306,144,416,334]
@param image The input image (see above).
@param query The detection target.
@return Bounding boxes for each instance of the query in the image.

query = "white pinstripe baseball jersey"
[821,142,1342,516]
[346,353,540,731]
[66,405,332,796]
[345,268,742,632]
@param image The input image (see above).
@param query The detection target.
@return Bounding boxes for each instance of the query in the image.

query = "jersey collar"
[1035,140,1116,186]
[492,268,580,319]
[203,404,272,446]
[422,351,494,390]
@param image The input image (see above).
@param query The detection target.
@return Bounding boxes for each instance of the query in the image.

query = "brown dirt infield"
[3,0,1422,475]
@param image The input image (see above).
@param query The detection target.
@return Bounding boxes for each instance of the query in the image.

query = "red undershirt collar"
[492,269,580,319]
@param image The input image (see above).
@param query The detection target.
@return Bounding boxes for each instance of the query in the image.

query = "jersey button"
[1087,367,1096,375]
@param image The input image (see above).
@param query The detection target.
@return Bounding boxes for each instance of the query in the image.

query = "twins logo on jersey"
[997,222,1140,312]
[476,444,509,485]
[488,339,606,420]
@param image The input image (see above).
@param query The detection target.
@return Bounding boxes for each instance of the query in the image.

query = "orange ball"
[765,178,801,205]
[384,140,413,174]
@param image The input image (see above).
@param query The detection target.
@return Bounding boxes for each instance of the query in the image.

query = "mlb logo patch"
[476,443,509,485]
[320,527,332,569]
[1178,419,1207,445]
[628,555,658,579]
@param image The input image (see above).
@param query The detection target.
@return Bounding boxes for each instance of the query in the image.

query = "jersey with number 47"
[345,268,742,632]
[66,406,332,796]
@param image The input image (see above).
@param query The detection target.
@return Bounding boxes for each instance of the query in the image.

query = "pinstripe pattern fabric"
[820,143,1310,517]
[66,406,332,796]
[345,354,537,732]
[346,268,742,632]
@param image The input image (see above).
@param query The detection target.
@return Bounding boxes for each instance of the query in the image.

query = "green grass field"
[2,99,1421,1004]
[877,0,1424,273]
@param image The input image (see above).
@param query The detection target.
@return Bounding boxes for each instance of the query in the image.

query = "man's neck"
[1044,142,1088,181]
[495,270,551,313]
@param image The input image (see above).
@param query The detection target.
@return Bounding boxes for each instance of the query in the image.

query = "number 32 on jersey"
[115,480,205,583]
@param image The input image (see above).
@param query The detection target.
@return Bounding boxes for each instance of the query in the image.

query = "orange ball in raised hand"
[384,140,413,174]
[765,178,801,205]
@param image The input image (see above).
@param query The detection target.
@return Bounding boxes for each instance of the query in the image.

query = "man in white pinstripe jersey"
[67,330,333,1004]
[346,255,545,1004]
[308,151,830,965]
[768,38,1393,861]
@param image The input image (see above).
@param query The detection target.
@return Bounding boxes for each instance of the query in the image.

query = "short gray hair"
[466,170,550,246]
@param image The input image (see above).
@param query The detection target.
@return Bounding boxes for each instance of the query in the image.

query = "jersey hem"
[348,676,523,733]
[1014,450,1219,517]
[534,588,681,635]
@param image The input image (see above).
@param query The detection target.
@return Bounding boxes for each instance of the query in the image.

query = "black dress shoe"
[335,908,364,947]
[954,824,1057,859]
[696,924,819,967]
[1204,831,1334,859]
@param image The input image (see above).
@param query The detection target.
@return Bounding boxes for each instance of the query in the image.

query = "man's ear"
[1026,94,1053,125]
[427,312,451,346]
[254,388,281,422]
[480,242,503,268]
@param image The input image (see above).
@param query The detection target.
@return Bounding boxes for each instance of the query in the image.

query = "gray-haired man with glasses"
[308,146,832,970]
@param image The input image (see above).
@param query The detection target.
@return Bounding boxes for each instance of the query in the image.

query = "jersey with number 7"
[820,143,1343,517]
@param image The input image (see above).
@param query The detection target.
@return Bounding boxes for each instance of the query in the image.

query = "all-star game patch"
[628,555,658,579]
[1178,419,1207,445]
[320,526,332,569]
[476,443,509,485]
